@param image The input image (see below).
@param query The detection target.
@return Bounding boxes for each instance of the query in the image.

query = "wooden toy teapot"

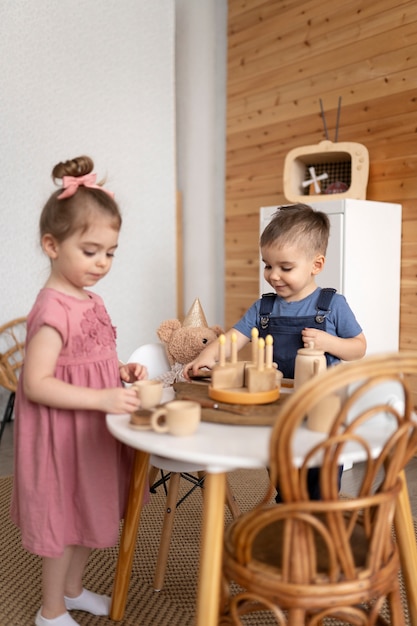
[294,341,341,433]
[293,341,326,390]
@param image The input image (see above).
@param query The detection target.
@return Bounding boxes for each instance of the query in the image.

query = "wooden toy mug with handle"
[151,400,201,436]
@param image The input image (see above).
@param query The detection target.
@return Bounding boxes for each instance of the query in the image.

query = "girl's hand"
[119,362,148,383]
[98,387,141,414]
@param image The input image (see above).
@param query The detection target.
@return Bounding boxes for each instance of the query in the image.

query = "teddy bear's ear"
[211,325,224,337]
[157,319,181,343]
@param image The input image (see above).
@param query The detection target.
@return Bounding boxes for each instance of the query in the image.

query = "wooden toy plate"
[208,386,280,405]
[129,408,152,431]
[174,382,290,425]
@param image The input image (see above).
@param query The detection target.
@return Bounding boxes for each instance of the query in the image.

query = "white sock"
[35,609,79,626]
[64,588,111,616]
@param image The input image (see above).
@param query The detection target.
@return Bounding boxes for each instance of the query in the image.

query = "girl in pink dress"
[10,156,147,626]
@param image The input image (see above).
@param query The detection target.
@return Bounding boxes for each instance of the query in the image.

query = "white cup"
[132,380,163,409]
[150,400,201,436]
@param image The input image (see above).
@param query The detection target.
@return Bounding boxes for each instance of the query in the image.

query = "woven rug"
[0,471,411,625]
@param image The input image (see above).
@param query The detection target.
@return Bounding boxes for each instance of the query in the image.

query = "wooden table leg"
[110,449,150,621]
[196,471,226,626]
[394,469,417,626]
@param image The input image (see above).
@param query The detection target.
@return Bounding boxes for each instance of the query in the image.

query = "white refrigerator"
[260,199,402,355]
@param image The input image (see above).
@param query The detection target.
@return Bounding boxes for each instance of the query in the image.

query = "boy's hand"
[183,356,216,381]
[301,328,329,352]
[302,328,367,361]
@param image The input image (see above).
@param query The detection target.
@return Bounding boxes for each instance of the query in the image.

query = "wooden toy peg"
[258,338,265,372]
[251,327,259,365]
[219,334,226,367]
[231,331,238,364]
[265,334,273,368]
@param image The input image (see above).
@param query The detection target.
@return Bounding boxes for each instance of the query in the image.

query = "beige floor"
[0,419,14,477]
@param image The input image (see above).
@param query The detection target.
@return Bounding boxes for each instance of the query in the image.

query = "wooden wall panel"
[225,0,417,398]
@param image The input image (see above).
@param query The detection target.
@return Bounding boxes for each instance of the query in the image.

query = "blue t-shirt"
[234,287,362,367]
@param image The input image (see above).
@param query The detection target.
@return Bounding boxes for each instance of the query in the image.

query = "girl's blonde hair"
[39,155,122,243]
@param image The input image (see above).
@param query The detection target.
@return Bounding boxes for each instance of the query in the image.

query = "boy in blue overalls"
[183,204,366,500]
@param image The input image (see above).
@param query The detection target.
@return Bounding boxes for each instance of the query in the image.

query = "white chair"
[128,343,171,382]
[128,343,241,591]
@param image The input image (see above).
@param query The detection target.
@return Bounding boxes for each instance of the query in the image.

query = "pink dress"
[10,288,135,558]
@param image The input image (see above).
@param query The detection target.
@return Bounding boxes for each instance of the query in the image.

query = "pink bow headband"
[57,173,114,200]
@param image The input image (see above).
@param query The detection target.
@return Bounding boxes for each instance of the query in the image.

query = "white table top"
[107,413,274,473]
[106,405,398,474]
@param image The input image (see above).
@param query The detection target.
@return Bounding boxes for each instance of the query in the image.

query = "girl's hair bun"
[52,156,94,183]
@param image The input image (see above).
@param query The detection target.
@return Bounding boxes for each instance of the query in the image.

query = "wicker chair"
[0,317,26,443]
[220,352,417,625]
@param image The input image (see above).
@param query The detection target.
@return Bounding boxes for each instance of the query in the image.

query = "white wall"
[175,0,227,327]
[0,1,176,362]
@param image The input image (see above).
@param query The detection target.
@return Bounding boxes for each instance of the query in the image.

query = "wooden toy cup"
[150,400,201,436]
[132,380,163,409]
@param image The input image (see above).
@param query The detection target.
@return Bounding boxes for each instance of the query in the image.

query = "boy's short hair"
[260,203,330,257]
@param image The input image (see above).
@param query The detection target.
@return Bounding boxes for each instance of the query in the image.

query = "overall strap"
[315,288,337,323]
[259,289,336,329]
[259,293,276,330]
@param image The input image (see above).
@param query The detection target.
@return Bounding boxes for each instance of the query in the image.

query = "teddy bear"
[156,298,223,385]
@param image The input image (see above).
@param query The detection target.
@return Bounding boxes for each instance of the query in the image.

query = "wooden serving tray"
[173,381,291,426]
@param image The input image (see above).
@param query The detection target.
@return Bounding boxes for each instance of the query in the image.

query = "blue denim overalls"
[258,288,336,378]
[257,288,342,500]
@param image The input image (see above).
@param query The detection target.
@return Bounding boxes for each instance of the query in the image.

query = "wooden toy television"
[283,140,369,203]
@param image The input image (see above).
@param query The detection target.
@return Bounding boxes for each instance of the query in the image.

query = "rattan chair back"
[0,317,26,394]
[221,352,417,625]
